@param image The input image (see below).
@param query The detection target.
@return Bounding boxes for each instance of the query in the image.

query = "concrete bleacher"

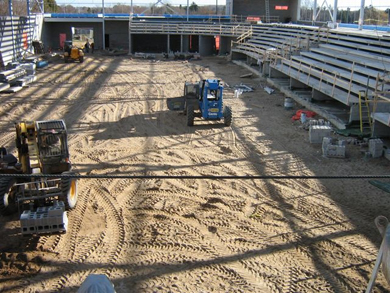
[231,24,390,135]
[234,25,316,58]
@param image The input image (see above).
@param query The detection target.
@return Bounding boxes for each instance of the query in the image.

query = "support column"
[312,0,317,24]
[128,33,132,54]
[358,0,365,30]
[180,35,183,52]
[167,34,170,53]
[102,0,106,50]
[9,0,16,61]
[296,0,301,21]
[332,0,338,25]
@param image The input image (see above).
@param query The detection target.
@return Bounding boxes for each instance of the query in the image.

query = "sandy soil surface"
[0,54,390,293]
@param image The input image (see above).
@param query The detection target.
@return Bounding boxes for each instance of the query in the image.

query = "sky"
[56,0,389,9]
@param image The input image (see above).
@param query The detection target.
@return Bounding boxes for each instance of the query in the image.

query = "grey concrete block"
[322,137,346,158]
[309,125,332,144]
[369,139,383,158]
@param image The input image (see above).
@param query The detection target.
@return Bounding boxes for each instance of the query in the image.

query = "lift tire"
[60,171,78,210]
[187,104,195,126]
[223,106,232,126]
[0,177,17,216]
[79,56,84,63]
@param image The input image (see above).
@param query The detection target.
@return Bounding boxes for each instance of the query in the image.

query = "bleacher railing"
[129,21,251,36]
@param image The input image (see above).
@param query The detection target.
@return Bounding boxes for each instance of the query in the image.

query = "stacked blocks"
[322,137,346,158]
[309,125,332,144]
[20,201,68,235]
[369,139,383,158]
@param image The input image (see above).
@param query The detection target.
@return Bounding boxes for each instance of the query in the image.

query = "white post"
[358,0,365,30]
[312,0,317,24]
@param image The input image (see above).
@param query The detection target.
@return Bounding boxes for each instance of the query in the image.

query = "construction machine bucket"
[167,97,185,111]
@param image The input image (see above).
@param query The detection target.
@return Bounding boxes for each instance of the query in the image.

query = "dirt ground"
[0,53,390,293]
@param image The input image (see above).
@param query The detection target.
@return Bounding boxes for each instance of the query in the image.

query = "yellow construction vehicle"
[0,120,78,235]
[64,40,84,63]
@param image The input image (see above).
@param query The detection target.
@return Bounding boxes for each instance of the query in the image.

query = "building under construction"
[0,0,389,137]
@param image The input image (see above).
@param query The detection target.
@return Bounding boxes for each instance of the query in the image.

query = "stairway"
[359,91,372,135]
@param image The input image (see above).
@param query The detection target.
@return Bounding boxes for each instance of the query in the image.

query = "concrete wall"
[233,0,298,23]
[0,15,38,67]
[42,21,102,50]
[43,20,130,51]
[219,36,232,55]
[199,35,215,56]
[181,35,190,52]
[132,34,167,53]
[104,21,128,49]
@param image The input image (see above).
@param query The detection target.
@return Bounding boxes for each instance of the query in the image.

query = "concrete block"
[48,206,63,217]
[309,125,332,144]
[20,204,68,235]
[369,139,383,158]
[385,149,390,161]
[322,137,346,158]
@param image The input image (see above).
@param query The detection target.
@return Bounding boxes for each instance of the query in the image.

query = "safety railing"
[129,21,250,36]
[276,57,367,104]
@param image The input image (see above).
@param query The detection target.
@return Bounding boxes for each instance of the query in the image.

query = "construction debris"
[240,73,253,78]
[134,52,155,59]
[0,67,27,83]
[233,83,254,93]
[2,86,24,93]
[32,40,45,54]
[0,57,43,93]
[264,86,274,94]
[104,49,128,56]
[0,83,10,92]
[36,60,49,68]
[322,137,346,158]
[12,75,36,87]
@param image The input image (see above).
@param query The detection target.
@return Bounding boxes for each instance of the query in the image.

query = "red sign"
[246,16,261,22]
[275,6,288,10]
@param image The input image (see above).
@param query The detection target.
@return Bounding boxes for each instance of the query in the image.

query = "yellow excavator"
[0,120,78,235]
[64,40,84,63]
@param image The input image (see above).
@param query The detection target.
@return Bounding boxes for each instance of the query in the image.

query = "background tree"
[189,2,198,13]
[45,0,59,13]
